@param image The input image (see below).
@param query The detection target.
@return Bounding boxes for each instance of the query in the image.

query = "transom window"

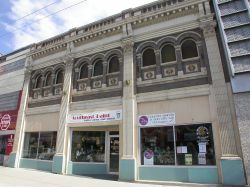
[93,60,103,76]
[161,44,176,63]
[181,40,198,59]
[108,56,119,73]
[142,48,156,67]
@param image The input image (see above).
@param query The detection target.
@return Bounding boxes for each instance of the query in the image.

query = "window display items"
[71,131,105,162]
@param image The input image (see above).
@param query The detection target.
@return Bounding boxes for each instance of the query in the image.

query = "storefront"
[0,111,18,166]
[67,110,122,175]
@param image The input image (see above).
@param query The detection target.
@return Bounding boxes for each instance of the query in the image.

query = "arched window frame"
[34,74,43,89]
[142,47,156,67]
[108,55,120,74]
[181,39,199,60]
[92,60,103,77]
[44,71,52,87]
[160,43,176,63]
[79,63,88,79]
[55,69,64,84]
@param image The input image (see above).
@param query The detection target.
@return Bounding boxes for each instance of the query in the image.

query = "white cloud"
[5,0,155,50]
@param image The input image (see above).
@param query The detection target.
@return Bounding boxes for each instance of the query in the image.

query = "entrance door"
[109,136,119,173]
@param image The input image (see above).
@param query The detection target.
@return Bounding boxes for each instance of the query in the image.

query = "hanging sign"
[138,113,175,127]
[67,110,122,124]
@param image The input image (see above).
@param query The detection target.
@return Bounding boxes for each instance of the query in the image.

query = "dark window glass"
[71,131,105,162]
[35,75,42,88]
[22,132,57,160]
[38,132,57,160]
[108,56,119,73]
[93,60,103,76]
[141,127,175,165]
[161,44,176,63]
[22,132,39,159]
[175,124,215,165]
[181,40,198,59]
[80,64,88,79]
[56,70,64,84]
[44,72,52,86]
[142,48,156,67]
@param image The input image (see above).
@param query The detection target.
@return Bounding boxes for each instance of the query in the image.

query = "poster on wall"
[185,154,192,165]
[67,110,122,124]
[144,149,154,165]
[138,113,175,127]
[0,111,18,131]
[198,153,206,165]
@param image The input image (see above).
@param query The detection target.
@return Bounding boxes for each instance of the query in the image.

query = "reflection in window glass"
[142,48,156,67]
[141,127,175,165]
[181,40,198,59]
[175,124,215,165]
[38,132,57,160]
[71,131,105,162]
[22,132,39,159]
[22,132,57,160]
[161,45,176,63]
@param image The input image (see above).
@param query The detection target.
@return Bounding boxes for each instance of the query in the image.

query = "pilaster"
[201,20,246,185]
[52,54,73,174]
[120,35,137,181]
[9,57,32,168]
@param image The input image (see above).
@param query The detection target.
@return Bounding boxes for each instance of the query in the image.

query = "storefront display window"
[140,124,215,166]
[22,132,56,160]
[71,131,105,163]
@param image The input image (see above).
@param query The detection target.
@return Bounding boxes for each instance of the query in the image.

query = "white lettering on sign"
[138,113,175,127]
[0,114,11,130]
[67,110,122,124]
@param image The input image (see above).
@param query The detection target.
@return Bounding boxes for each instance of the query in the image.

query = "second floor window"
[108,56,119,73]
[181,40,198,59]
[93,60,103,76]
[55,69,64,84]
[143,48,156,67]
[161,44,176,63]
[35,75,42,89]
[44,72,52,86]
[80,64,88,79]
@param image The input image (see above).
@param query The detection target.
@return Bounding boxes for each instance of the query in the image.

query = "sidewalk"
[0,166,224,187]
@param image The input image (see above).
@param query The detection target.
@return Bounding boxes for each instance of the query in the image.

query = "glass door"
[109,136,119,173]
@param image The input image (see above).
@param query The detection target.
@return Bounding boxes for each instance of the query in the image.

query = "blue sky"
[0,0,155,56]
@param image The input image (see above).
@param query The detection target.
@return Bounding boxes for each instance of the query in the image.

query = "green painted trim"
[139,166,218,184]
[68,162,107,175]
[52,155,63,174]
[119,159,135,181]
[8,152,16,168]
[19,158,52,172]
[221,158,246,185]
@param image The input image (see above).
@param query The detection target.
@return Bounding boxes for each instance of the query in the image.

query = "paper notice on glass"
[185,154,192,165]
[199,142,207,153]
[177,146,187,153]
[198,153,206,165]
[144,150,154,165]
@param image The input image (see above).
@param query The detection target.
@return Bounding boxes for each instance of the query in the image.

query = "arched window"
[44,72,52,86]
[93,60,103,76]
[142,48,156,67]
[108,56,119,73]
[80,64,88,79]
[161,44,176,63]
[55,69,64,84]
[35,75,42,89]
[181,40,198,59]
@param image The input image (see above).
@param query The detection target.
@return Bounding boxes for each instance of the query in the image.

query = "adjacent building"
[212,0,250,185]
[7,0,247,185]
[0,46,30,166]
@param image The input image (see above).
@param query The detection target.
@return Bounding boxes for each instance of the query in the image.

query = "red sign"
[0,111,18,131]
[5,134,14,155]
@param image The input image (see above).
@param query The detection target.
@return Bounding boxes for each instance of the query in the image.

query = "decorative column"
[136,54,142,81]
[87,64,92,91]
[175,45,183,75]
[154,49,162,79]
[120,37,137,181]
[201,20,246,185]
[8,57,32,168]
[102,61,107,87]
[52,55,73,174]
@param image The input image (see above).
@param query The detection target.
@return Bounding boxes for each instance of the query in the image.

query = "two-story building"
[8,0,246,185]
